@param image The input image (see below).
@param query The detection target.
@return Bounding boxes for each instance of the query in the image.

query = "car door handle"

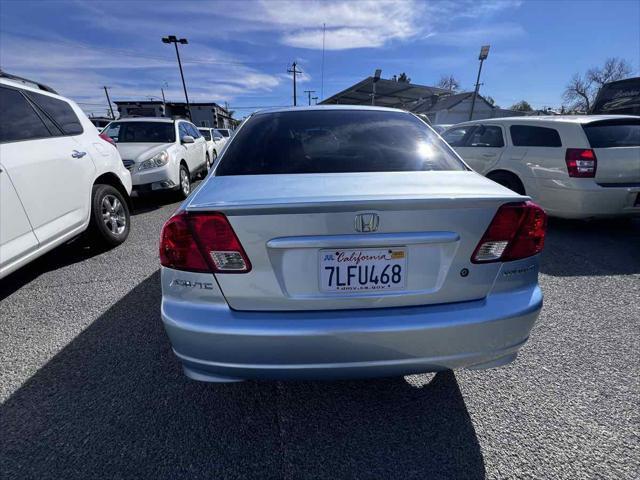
[482,153,497,158]
[71,150,87,158]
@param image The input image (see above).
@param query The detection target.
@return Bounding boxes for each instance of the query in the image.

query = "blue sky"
[1,0,638,118]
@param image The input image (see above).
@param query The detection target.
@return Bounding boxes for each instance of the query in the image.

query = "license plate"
[319,248,407,292]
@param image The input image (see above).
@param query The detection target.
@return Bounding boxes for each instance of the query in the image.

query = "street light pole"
[162,35,191,119]
[469,45,490,121]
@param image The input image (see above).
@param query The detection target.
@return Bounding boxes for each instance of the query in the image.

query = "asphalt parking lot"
[1,192,638,480]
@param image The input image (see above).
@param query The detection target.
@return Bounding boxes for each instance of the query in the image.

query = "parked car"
[591,76,640,116]
[215,128,233,141]
[159,106,546,383]
[433,124,453,135]
[442,116,640,219]
[198,127,225,167]
[0,71,132,280]
[103,117,208,198]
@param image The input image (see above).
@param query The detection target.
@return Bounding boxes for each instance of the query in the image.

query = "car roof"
[112,117,178,124]
[252,105,410,116]
[0,76,67,100]
[451,114,639,128]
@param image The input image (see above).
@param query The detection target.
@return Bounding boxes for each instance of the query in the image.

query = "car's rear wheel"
[487,171,526,195]
[179,164,191,198]
[89,184,130,247]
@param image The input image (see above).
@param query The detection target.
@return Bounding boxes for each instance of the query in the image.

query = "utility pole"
[287,62,302,106]
[312,96,319,105]
[371,69,382,106]
[304,90,316,106]
[103,86,115,119]
[469,45,490,121]
[162,35,191,119]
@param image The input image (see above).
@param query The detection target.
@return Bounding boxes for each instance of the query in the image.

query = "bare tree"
[587,57,632,87]
[563,73,593,111]
[563,57,632,112]
[436,75,460,92]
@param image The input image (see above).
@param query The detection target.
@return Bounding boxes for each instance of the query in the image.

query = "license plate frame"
[319,247,407,293]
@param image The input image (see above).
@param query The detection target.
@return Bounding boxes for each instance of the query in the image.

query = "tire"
[178,164,191,199]
[487,171,526,195]
[89,184,130,247]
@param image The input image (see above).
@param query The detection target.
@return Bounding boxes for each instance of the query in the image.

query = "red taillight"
[99,132,116,147]
[472,201,547,264]
[565,148,597,178]
[159,212,251,273]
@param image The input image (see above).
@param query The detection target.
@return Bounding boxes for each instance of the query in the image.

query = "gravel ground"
[1,193,638,480]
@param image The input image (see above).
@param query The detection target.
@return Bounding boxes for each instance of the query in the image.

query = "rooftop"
[320,77,449,108]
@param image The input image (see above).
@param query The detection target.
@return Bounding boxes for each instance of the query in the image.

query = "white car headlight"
[139,151,169,171]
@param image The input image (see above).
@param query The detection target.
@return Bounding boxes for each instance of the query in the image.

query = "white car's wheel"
[179,164,191,199]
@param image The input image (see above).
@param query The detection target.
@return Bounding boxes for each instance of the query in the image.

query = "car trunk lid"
[187,171,524,311]
[582,119,640,185]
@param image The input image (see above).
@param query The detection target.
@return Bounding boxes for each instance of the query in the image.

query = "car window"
[217,110,467,175]
[0,86,53,143]
[467,125,504,147]
[199,129,212,140]
[187,123,201,138]
[24,90,83,135]
[582,121,640,148]
[510,125,562,147]
[442,126,474,147]
[217,129,230,137]
[178,122,190,139]
[104,121,176,143]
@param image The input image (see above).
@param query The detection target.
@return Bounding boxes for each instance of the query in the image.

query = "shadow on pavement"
[0,239,110,302]
[540,217,640,277]
[1,271,485,480]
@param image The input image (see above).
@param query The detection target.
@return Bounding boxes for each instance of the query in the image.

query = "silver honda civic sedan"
[159,106,546,382]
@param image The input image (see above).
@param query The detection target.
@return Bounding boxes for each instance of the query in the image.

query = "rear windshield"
[216,110,466,175]
[583,121,640,148]
[199,129,211,140]
[104,121,175,143]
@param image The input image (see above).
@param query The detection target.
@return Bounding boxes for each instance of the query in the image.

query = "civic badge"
[354,213,380,233]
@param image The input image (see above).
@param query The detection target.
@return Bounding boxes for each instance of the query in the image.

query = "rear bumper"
[161,286,543,382]
[537,180,640,219]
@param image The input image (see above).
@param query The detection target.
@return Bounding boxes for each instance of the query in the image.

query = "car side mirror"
[214,136,223,141]
[181,135,195,144]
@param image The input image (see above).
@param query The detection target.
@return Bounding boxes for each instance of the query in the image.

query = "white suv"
[103,117,208,198]
[197,127,226,167]
[442,116,640,219]
[0,72,132,279]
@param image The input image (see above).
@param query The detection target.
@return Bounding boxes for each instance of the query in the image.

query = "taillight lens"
[565,148,597,178]
[159,212,251,273]
[472,201,547,263]
[99,132,116,147]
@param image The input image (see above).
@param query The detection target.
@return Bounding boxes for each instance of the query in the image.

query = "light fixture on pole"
[469,45,490,121]
[371,69,382,106]
[162,35,191,119]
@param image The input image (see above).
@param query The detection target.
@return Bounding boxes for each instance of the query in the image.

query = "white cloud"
[0,33,283,110]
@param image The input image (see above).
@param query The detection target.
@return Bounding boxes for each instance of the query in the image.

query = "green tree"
[510,100,533,112]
